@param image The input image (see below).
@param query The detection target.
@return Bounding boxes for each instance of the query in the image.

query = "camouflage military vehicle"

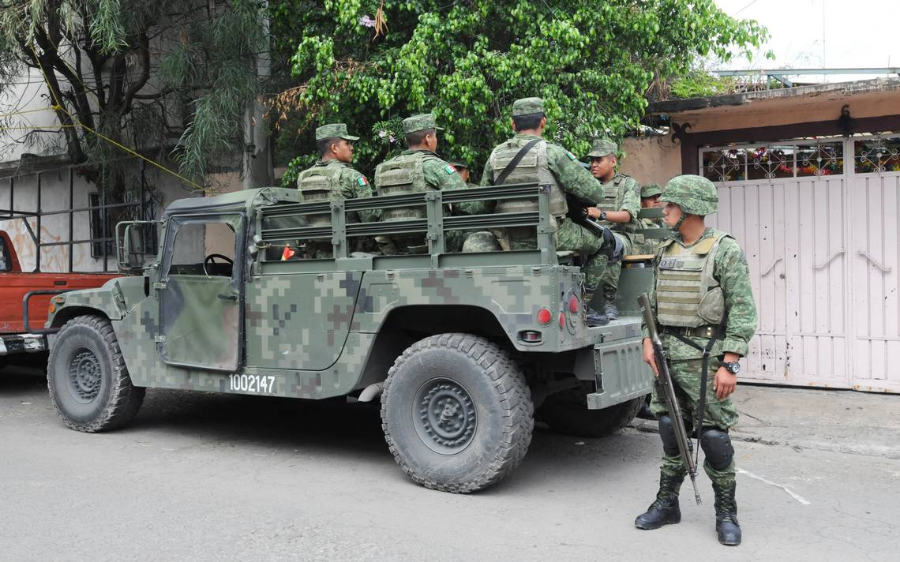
[44,183,657,493]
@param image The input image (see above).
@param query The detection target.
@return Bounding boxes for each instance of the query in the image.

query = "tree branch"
[121,31,151,112]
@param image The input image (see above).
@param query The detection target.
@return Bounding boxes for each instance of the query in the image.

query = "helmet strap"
[673,213,687,232]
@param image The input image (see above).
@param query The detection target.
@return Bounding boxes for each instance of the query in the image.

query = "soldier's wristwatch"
[721,361,741,375]
[599,210,607,221]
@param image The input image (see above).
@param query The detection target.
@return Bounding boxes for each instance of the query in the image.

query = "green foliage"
[271,0,768,177]
[669,71,738,99]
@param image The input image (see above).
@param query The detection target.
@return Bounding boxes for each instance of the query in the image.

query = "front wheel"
[47,315,144,432]
[381,333,533,493]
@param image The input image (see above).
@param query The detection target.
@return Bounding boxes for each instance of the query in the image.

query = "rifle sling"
[671,332,720,467]
[492,138,541,186]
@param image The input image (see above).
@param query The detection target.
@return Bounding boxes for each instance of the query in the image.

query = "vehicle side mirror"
[116,220,160,273]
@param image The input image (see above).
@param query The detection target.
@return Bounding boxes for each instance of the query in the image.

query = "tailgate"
[584,316,654,410]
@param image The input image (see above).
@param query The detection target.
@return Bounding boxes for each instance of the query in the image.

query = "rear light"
[559,312,565,329]
[537,308,552,325]
[519,330,542,343]
[568,295,580,314]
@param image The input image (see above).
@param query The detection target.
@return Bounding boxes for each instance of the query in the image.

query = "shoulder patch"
[566,151,577,161]
[444,164,456,174]
[357,176,368,186]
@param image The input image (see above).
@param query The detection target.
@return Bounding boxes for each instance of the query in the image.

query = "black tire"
[47,315,145,432]
[380,333,533,493]
[539,387,643,438]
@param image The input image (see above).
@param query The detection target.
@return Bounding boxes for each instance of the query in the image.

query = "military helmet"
[660,175,717,215]
[641,183,662,198]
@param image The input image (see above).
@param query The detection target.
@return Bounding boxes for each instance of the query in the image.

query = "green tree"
[0,0,266,194]
[273,0,767,185]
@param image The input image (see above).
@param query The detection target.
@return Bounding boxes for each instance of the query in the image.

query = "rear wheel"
[539,385,643,438]
[381,333,533,493]
[47,315,144,432]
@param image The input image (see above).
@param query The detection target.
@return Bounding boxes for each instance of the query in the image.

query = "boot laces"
[715,485,738,523]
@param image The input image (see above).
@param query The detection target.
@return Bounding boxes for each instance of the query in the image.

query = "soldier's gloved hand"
[600,225,624,264]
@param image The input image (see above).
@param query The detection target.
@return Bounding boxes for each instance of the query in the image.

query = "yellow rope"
[28,45,206,191]
[0,107,58,118]
[0,125,76,130]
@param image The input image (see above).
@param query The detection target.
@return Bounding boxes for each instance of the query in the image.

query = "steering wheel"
[203,253,234,276]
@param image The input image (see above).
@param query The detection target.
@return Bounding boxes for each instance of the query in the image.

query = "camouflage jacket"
[298,160,380,223]
[641,227,758,361]
[476,133,606,213]
[598,173,641,233]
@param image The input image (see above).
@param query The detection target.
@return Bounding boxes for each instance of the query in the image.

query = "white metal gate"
[699,135,900,393]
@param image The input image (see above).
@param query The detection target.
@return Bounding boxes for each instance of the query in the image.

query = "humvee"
[44,183,656,493]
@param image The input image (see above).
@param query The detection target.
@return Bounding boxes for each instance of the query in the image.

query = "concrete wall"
[619,135,683,186]
[671,89,900,134]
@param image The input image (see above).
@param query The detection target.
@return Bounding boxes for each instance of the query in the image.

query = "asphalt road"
[2,367,898,562]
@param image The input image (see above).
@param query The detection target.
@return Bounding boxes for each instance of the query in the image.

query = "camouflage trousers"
[650,356,739,487]
[556,217,610,293]
[597,232,633,293]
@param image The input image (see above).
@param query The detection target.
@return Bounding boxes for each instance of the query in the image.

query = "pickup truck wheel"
[381,333,533,493]
[539,389,643,438]
[47,315,145,432]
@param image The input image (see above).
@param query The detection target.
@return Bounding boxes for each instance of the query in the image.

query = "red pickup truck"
[0,230,117,366]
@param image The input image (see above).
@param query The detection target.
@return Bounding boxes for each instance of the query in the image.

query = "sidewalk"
[631,384,900,459]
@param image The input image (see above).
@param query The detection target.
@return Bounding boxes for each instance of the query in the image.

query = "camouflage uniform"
[589,139,642,313]
[639,183,666,255]
[636,175,757,546]
[374,114,469,254]
[297,123,378,258]
[474,98,617,304]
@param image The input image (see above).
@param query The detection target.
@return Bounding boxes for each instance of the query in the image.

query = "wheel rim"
[413,378,477,455]
[67,347,102,403]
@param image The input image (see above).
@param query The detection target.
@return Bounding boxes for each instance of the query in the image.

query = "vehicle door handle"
[217,293,238,301]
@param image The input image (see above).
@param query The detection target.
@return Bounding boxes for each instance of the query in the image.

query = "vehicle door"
[157,214,245,371]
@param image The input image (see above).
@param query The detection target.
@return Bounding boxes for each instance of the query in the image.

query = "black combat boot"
[635,472,683,530]
[584,292,609,326]
[602,289,619,320]
[713,481,741,546]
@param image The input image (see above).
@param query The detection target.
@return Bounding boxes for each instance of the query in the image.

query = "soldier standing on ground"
[585,139,642,321]
[296,123,378,258]
[374,114,469,254]
[477,97,621,325]
[636,175,757,547]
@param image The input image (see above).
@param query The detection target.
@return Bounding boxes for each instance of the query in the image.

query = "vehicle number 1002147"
[228,374,276,394]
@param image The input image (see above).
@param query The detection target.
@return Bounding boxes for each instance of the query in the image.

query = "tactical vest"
[297,162,345,226]
[489,139,569,217]
[655,231,730,328]
[374,151,432,221]
[597,175,625,212]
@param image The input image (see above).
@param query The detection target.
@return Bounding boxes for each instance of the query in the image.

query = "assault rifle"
[566,199,623,263]
[638,292,702,505]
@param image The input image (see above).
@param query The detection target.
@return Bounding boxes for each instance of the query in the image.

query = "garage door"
[700,135,900,393]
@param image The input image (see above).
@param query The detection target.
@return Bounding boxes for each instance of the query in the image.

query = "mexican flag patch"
[566,151,577,161]
[357,176,368,186]
[445,164,456,174]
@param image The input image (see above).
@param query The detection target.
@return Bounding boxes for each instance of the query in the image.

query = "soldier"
[636,175,758,547]
[641,183,664,211]
[585,139,642,321]
[374,113,468,254]
[639,183,666,255]
[478,97,621,326]
[296,123,378,258]
[450,161,477,187]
